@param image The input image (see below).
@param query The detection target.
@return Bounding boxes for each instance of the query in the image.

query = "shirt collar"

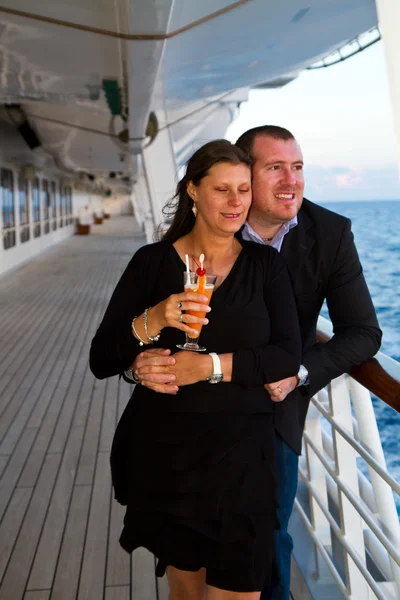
[242,215,298,251]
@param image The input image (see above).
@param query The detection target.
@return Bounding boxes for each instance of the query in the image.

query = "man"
[129,126,382,599]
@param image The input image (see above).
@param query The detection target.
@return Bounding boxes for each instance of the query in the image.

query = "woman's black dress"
[90,240,301,592]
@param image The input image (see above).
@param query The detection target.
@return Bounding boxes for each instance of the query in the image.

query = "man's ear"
[186,181,196,201]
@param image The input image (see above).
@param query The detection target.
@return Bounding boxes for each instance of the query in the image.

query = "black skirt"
[119,411,278,592]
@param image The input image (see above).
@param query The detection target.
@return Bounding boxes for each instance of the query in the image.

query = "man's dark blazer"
[274,198,381,455]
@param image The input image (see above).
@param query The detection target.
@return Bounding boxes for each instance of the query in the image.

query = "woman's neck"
[176,225,241,271]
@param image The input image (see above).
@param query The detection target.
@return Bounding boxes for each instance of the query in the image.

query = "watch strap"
[209,352,222,377]
[208,352,223,383]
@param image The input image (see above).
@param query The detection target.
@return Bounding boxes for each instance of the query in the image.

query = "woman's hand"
[170,351,212,386]
[132,349,233,393]
[137,350,212,391]
[150,292,211,337]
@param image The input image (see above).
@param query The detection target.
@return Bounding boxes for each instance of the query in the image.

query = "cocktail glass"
[176,272,216,352]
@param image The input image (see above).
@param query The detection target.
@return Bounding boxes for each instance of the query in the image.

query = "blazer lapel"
[281,205,315,286]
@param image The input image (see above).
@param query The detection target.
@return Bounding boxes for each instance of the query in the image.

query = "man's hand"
[133,349,212,394]
[133,348,178,394]
[264,376,298,402]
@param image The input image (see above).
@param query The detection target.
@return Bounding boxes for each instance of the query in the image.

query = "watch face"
[298,365,308,385]
[209,374,223,384]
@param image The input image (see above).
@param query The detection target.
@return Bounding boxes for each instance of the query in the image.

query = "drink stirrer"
[185,254,191,286]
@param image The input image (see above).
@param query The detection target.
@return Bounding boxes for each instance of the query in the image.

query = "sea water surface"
[320,200,400,509]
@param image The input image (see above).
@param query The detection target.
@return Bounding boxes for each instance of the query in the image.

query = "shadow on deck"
[0,216,311,600]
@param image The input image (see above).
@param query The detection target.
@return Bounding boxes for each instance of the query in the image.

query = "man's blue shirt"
[241,217,298,251]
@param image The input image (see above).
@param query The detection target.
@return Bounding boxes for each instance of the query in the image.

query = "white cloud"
[305,166,400,201]
[335,172,363,188]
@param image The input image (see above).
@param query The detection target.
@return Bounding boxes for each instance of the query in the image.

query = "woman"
[90,140,301,599]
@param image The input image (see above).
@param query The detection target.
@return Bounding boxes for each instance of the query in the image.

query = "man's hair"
[236,125,295,158]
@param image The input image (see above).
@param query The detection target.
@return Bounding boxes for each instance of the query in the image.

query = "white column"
[38,177,43,234]
[142,109,177,227]
[13,169,20,247]
[375,0,400,169]
[135,173,155,244]
[130,185,144,229]
[28,179,34,240]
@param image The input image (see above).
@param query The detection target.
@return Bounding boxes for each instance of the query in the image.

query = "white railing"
[295,317,400,600]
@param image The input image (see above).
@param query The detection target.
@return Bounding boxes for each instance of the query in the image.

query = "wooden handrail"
[317,321,400,414]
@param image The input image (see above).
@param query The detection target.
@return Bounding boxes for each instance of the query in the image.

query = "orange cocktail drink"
[184,281,214,339]
[177,272,216,352]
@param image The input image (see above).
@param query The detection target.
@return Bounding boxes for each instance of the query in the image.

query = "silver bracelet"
[131,316,150,346]
[143,307,161,342]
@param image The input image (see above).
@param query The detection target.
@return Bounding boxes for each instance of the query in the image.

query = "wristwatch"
[207,352,223,384]
[297,364,309,387]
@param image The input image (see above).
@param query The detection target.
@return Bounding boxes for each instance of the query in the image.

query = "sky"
[226,41,400,202]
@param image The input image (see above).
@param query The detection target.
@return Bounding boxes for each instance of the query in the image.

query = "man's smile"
[275,193,296,200]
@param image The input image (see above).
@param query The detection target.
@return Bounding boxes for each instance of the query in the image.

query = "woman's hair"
[160,139,252,243]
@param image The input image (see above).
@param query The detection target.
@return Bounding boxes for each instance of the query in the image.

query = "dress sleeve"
[232,250,302,385]
[89,246,151,379]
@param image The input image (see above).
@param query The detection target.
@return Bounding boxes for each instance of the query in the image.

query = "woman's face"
[188,162,252,235]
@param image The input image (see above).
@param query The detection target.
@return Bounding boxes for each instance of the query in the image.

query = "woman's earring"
[192,203,198,217]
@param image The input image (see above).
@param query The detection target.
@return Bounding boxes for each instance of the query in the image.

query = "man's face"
[250,136,304,225]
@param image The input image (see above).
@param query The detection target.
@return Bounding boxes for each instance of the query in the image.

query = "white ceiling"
[0,0,378,178]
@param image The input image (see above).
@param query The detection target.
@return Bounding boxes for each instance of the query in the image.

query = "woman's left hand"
[138,350,212,389]
[172,351,212,386]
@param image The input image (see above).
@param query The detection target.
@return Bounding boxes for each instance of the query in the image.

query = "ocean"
[319,200,400,510]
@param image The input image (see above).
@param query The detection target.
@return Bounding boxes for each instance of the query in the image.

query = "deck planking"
[0,216,310,600]
[0,217,146,599]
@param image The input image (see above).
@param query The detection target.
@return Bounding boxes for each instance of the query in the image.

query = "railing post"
[350,379,400,597]
[329,375,372,599]
[303,397,331,578]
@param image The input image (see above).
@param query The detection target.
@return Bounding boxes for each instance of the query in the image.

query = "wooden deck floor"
[0,216,310,600]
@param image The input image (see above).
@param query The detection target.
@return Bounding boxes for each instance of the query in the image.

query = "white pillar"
[13,169,20,247]
[375,0,400,170]
[135,173,155,244]
[130,186,144,229]
[142,109,177,227]
[28,179,34,240]
[38,177,43,235]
